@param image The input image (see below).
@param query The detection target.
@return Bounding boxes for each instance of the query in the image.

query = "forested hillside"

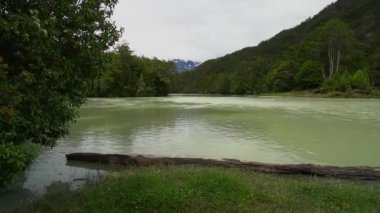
[174,0,380,95]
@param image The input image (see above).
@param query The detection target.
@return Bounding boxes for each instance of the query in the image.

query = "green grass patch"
[24,166,380,212]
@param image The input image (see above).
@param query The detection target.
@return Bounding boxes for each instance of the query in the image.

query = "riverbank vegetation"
[0,0,121,188]
[21,166,380,212]
[0,0,175,189]
[88,44,176,97]
[173,0,380,96]
[0,143,40,190]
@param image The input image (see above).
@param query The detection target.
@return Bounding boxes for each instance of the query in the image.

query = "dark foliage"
[89,44,176,97]
[0,0,121,187]
[174,0,380,94]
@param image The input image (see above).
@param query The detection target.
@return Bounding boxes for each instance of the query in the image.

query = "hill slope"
[174,0,380,94]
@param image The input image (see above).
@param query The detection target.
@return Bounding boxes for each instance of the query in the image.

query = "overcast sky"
[113,0,335,62]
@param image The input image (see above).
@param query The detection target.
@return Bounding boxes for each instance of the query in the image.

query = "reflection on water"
[1,95,380,211]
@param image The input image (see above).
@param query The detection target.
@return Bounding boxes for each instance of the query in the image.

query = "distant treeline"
[173,0,380,95]
[89,44,176,97]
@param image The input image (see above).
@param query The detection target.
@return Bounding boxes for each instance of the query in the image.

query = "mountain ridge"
[174,0,380,94]
[172,59,200,73]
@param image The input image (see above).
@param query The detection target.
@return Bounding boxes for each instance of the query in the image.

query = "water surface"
[65,95,379,166]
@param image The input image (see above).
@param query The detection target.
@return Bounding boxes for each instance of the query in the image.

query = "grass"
[23,166,380,213]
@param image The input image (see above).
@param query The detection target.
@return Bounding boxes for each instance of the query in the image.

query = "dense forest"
[173,0,380,95]
[89,44,176,97]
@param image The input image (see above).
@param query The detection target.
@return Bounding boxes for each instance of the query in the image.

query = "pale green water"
[66,95,380,166]
[1,95,380,210]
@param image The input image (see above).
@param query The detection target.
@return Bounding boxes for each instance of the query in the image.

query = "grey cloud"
[114,0,335,61]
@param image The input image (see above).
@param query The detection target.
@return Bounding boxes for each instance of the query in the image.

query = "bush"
[352,70,371,91]
[337,72,353,92]
[322,70,375,95]
[322,78,339,92]
[0,143,28,189]
[0,142,40,189]
[323,72,353,92]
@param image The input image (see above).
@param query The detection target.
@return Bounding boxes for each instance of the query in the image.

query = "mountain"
[174,0,380,94]
[172,59,200,73]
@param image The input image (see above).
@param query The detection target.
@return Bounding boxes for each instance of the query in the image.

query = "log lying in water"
[66,153,380,181]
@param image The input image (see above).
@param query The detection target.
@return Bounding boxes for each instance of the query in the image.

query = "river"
[1,95,380,210]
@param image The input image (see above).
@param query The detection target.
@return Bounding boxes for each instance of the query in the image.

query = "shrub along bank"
[0,142,40,189]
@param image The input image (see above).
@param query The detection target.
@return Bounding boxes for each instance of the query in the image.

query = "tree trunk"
[371,63,379,88]
[66,153,380,181]
[370,64,375,87]
[321,65,326,80]
[328,39,334,78]
[336,42,341,75]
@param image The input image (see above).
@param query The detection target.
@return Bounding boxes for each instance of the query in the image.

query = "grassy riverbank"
[23,166,380,212]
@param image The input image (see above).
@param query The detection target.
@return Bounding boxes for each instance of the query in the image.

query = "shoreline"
[259,90,380,99]
[168,90,380,99]
[66,153,380,181]
[17,166,380,212]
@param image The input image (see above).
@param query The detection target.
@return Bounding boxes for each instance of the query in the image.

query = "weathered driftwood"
[66,153,380,181]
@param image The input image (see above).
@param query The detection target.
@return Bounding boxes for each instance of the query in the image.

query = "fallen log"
[66,153,380,181]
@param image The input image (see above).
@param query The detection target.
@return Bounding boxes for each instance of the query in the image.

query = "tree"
[269,60,297,92]
[0,1,121,146]
[100,45,142,97]
[91,44,175,97]
[209,74,231,94]
[230,73,250,94]
[314,19,359,79]
[295,60,324,89]
[150,58,176,96]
